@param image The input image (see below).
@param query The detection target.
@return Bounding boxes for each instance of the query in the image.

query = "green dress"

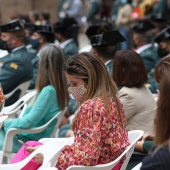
[0,85,60,152]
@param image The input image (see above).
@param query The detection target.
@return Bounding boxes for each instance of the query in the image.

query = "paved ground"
[78,33,90,50]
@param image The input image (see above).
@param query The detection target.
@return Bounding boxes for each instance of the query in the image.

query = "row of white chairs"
[1,88,68,164]
[4,81,31,100]
[0,130,144,170]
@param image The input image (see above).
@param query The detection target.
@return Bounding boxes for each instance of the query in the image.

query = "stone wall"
[0,0,60,24]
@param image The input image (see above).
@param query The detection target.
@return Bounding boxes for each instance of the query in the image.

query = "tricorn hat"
[154,26,170,43]
[34,24,54,34]
[90,30,126,46]
[0,19,24,32]
[132,20,156,33]
[54,17,78,33]
[85,19,113,39]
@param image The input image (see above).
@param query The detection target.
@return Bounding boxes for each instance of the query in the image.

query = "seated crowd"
[0,7,170,170]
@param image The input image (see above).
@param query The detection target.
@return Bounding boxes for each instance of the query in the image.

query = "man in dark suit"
[0,19,33,105]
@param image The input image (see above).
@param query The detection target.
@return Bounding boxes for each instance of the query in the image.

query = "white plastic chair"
[2,90,36,118]
[66,130,144,170]
[4,80,31,100]
[131,162,142,170]
[0,107,67,164]
[39,137,74,168]
[0,138,71,170]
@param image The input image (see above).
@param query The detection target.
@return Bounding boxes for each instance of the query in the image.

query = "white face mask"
[68,84,87,101]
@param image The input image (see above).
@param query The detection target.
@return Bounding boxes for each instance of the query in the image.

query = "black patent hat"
[34,24,55,34]
[0,19,24,32]
[154,26,170,43]
[85,19,113,39]
[54,17,78,33]
[24,23,36,32]
[132,20,156,33]
[90,30,126,46]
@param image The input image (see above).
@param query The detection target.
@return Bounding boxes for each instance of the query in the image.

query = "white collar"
[135,43,158,54]
[12,45,25,52]
[60,39,73,49]
[105,60,112,66]
[135,44,152,54]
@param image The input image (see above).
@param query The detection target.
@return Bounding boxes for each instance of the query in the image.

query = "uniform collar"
[60,39,73,48]
[12,45,25,52]
[105,60,112,66]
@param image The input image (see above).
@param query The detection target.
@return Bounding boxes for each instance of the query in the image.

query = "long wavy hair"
[155,76,170,145]
[65,52,123,129]
[154,56,170,84]
[35,44,69,110]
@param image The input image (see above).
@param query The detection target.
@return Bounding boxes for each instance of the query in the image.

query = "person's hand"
[0,113,4,117]
[26,145,41,154]
[65,130,74,137]
[142,134,154,141]
[34,153,44,164]
[26,145,44,164]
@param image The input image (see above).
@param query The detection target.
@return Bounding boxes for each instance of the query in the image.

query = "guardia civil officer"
[148,26,170,93]
[0,19,33,106]
[27,24,55,90]
[54,17,78,59]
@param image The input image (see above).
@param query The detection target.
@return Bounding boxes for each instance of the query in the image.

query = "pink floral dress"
[56,97,130,170]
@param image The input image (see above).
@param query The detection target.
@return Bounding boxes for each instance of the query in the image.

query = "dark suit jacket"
[141,144,170,170]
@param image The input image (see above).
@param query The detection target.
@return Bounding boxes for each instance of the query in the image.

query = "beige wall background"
[0,0,59,23]
[0,0,86,24]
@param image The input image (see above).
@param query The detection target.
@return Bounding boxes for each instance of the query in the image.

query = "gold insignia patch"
[10,63,18,69]
[0,62,3,67]
[145,83,151,88]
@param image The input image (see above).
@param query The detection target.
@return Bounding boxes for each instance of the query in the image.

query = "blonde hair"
[35,44,69,110]
[65,52,123,129]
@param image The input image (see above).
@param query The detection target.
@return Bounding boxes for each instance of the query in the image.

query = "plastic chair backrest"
[50,107,67,138]
[4,80,31,100]
[1,107,67,163]
[2,90,36,116]
[40,137,74,169]
[66,130,144,170]
[0,139,69,170]
[131,162,142,170]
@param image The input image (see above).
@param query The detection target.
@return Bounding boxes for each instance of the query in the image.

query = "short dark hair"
[113,50,148,88]
[93,45,117,60]
[59,27,75,39]
[40,33,55,43]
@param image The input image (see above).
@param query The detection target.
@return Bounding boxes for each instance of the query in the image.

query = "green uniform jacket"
[0,85,60,152]
[0,47,33,105]
[152,0,167,15]
[148,69,160,94]
[63,40,78,59]
[28,53,38,90]
[139,46,158,73]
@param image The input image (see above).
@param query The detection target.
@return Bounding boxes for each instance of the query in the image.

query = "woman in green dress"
[0,44,69,153]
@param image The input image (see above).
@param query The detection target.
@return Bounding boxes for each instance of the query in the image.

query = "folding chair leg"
[0,151,3,164]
